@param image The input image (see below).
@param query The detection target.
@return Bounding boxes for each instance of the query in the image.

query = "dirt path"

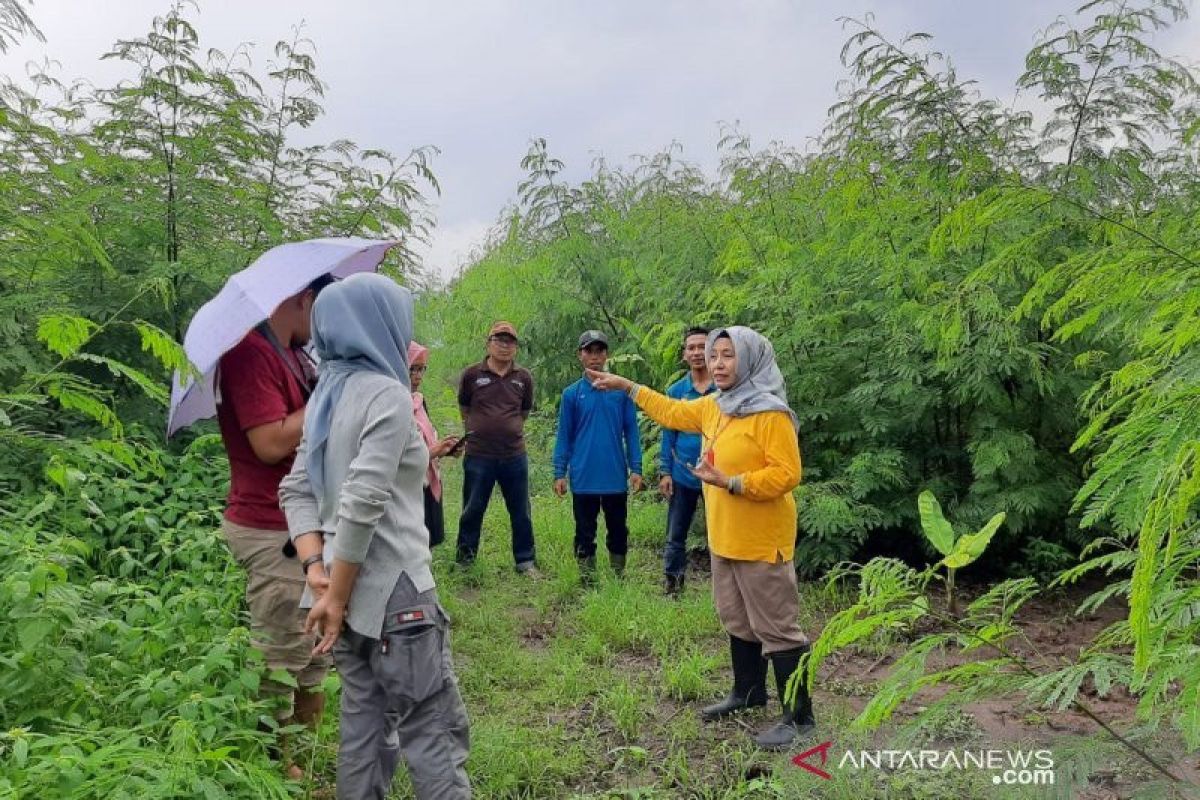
[807,585,1200,797]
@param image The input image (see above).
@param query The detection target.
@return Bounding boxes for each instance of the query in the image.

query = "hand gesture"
[554,478,568,497]
[629,474,644,493]
[659,474,674,499]
[584,368,632,393]
[305,594,347,655]
[430,436,460,458]
[687,458,729,489]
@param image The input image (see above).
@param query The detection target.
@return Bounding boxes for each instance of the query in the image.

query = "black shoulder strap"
[254,322,314,398]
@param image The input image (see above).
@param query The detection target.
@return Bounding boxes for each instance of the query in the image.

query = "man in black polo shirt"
[455,321,538,573]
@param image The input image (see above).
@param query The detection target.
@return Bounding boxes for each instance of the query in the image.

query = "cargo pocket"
[379,603,446,706]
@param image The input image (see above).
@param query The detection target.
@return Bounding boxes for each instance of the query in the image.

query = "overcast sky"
[3,1,1198,280]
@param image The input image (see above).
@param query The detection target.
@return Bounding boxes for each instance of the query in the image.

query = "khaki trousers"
[222,519,331,716]
[711,552,808,654]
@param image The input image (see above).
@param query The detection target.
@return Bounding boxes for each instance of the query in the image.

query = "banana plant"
[917,491,1006,617]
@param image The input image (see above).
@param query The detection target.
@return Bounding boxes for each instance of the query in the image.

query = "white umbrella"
[167,236,399,436]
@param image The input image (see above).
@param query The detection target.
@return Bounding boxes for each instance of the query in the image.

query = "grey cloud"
[3,0,1197,280]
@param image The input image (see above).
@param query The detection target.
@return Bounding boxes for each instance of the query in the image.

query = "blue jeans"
[663,483,703,577]
[456,454,536,568]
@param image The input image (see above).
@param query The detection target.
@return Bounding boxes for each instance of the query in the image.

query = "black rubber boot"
[754,644,816,750]
[577,555,597,587]
[610,553,626,577]
[700,636,768,720]
[664,573,684,598]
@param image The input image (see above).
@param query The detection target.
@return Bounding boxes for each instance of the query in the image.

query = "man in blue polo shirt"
[659,326,716,597]
[553,329,643,584]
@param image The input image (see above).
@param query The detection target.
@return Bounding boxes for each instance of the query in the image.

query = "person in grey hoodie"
[279,273,470,800]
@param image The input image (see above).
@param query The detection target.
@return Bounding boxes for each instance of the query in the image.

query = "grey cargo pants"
[334,573,471,799]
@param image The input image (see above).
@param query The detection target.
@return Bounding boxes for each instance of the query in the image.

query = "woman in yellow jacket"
[586,326,814,751]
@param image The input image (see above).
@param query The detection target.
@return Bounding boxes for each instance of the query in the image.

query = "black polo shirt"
[457,359,535,458]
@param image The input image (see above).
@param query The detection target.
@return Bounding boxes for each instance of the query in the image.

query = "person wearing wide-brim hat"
[586,325,815,751]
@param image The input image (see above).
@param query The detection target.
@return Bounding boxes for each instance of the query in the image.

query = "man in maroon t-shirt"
[216,274,334,776]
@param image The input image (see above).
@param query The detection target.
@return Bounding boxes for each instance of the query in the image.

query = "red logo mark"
[792,741,834,780]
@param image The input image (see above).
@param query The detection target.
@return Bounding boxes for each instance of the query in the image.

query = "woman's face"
[709,337,738,390]
[409,352,428,391]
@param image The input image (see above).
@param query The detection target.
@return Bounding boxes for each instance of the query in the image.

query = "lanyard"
[254,323,316,398]
[702,413,734,461]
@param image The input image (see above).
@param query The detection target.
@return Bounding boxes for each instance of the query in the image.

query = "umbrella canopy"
[167,237,399,436]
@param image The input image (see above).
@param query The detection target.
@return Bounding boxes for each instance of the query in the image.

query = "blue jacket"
[553,378,643,494]
[660,374,717,490]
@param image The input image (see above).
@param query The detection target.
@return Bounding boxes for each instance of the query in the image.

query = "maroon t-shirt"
[217,331,310,530]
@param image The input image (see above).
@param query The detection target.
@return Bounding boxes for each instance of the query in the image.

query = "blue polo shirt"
[660,373,717,490]
[553,377,643,495]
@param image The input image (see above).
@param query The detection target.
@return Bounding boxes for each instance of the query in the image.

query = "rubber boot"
[292,686,325,729]
[700,635,768,720]
[610,553,626,578]
[664,573,684,598]
[754,644,816,750]
[578,555,597,587]
[281,687,325,781]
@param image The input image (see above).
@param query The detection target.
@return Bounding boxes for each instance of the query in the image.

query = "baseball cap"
[488,321,519,340]
[578,329,608,350]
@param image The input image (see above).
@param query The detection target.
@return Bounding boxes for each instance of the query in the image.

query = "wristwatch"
[301,554,324,575]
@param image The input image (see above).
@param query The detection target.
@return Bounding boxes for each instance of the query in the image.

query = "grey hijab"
[304,272,414,496]
[707,326,798,430]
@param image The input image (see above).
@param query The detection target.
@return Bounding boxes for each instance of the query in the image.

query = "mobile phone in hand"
[447,431,473,456]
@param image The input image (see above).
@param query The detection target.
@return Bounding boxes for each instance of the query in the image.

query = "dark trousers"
[663,484,703,577]
[334,574,470,799]
[571,492,629,560]
[456,454,536,567]
[423,486,445,548]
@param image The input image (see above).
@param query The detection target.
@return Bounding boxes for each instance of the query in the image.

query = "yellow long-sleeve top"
[634,386,801,563]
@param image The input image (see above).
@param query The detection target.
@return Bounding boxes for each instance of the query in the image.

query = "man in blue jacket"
[554,330,643,583]
[659,326,716,597]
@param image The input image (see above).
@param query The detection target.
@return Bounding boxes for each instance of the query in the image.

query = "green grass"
[340,465,1079,799]
[0,451,1154,799]
[271,462,1140,799]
